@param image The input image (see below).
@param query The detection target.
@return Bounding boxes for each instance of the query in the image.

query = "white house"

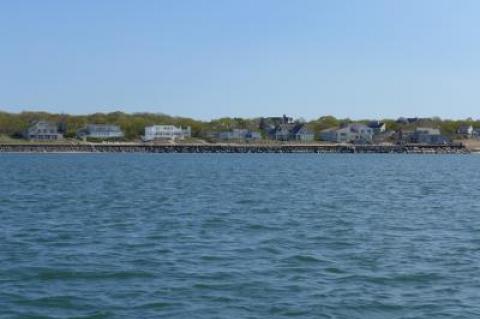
[457,125,474,136]
[77,124,124,139]
[144,125,191,141]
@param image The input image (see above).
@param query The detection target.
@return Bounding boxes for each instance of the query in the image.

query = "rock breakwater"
[0,143,469,154]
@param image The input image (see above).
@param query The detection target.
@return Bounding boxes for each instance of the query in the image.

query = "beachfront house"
[274,123,293,141]
[260,114,294,138]
[293,125,315,142]
[319,124,373,144]
[77,124,124,140]
[457,125,474,137]
[25,121,63,141]
[271,123,314,142]
[143,125,191,141]
[411,128,449,145]
[260,115,314,142]
[217,129,261,141]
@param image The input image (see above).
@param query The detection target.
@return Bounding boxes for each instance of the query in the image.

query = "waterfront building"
[25,121,63,141]
[394,129,413,144]
[274,123,293,141]
[260,114,314,142]
[367,121,387,134]
[457,125,474,137]
[217,129,261,141]
[271,123,314,142]
[319,124,373,143]
[411,127,449,144]
[144,125,191,141]
[260,114,295,138]
[293,125,315,142]
[474,129,480,138]
[77,124,124,139]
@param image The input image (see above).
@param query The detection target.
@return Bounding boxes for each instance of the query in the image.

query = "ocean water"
[1,154,480,319]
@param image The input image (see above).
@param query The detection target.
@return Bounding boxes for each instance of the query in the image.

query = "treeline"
[0,111,479,140]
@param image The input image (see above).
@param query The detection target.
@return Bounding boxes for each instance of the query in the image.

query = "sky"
[1,0,480,120]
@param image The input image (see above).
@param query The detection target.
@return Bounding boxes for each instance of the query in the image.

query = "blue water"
[1,154,480,318]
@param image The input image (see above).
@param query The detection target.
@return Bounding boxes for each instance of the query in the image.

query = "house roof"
[321,124,372,134]
[31,120,56,126]
[293,125,313,135]
[367,121,386,129]
[29,121,58,130]
[348,124,371,132]
[87,124,121,128]
[85,124,122,132]
[415,127,440,135]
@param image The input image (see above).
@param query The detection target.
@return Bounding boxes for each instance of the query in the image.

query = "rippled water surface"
[1,154,480,318]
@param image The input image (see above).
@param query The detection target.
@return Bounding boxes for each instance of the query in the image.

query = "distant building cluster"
[19,115,480,145]
[210,115,315,142]
[24,121,192,142]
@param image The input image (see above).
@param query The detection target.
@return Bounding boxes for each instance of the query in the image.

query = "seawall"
[0,143,470,154]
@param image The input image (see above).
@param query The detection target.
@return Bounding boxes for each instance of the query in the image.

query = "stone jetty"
[0,143,469,154]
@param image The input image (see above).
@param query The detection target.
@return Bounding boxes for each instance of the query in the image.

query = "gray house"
[272,123,314,142]
[260,114,296,140]
[293,125,315,142]
[217,129,261,141]
[367,121,387,134]
[77,124,124,139]
[258,115,315,142]
[320,124,373,143]
[274,124,293,141]
[411,127,449,144]
[25,121,63,141]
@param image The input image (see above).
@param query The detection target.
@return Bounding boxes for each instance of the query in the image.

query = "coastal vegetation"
[0,110,479,141]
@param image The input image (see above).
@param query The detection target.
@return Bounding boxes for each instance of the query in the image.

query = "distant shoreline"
[0,143,470,154]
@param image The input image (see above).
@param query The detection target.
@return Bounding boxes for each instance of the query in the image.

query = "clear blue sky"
[1,0,480,120]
